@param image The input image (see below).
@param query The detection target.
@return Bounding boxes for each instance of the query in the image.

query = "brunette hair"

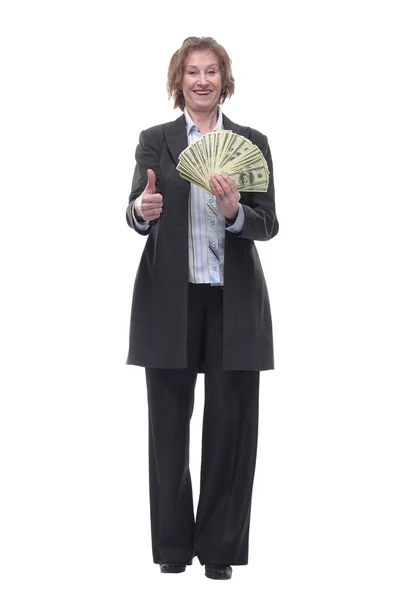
[167,37,235,111]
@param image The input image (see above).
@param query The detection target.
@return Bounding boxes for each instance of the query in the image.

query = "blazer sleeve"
[227,130,279,242]
[126,126,163,236]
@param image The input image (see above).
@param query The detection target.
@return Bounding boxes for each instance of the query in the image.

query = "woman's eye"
[208,71,216,75]
[188,71,197,75]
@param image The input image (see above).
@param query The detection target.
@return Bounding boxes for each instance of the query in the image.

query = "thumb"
[145,169,156,194]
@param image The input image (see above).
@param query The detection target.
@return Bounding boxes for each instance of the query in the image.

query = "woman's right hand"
[134,169,163,221]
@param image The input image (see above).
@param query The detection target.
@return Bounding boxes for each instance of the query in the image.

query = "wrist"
[225,208,239,225]
[134,208,145,223]
[134,196,146,222]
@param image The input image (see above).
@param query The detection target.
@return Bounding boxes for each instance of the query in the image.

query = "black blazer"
[126,113,279,371]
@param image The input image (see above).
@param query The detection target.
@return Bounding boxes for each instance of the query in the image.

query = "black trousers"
[145,283,260,566]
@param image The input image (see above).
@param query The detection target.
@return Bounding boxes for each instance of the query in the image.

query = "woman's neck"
[187,108,219,135]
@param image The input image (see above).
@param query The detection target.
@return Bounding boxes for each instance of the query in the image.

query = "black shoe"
[205,564,232,580]
[160,563,186,573]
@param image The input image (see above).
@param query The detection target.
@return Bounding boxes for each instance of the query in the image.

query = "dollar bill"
[228,167,269,191]
[177,130,270,193]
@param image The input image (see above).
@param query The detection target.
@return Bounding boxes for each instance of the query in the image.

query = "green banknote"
[177,131,269,193]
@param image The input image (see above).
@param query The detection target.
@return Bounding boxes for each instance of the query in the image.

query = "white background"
[1,0,399,598]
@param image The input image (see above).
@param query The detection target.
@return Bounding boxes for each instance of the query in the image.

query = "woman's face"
[181,49,222,116]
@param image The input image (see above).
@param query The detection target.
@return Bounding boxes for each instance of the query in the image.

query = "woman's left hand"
[210,174,241,221]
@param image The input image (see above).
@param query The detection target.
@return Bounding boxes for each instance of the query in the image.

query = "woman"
[126,37,279,580]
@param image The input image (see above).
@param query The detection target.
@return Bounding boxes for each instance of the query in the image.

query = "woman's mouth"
[194,90,212,95]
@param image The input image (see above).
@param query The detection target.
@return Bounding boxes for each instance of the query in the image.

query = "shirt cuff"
[132,196,150,230]
[225,204,245,233]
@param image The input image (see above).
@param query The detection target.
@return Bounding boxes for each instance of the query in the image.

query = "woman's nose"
[197,73,208,86]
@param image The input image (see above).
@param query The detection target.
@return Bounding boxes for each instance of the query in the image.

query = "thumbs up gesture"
[135,169,163,222]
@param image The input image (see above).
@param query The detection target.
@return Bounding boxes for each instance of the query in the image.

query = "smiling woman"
[181,50,222,118]
[125,36,279,581]
[167,36,235,118]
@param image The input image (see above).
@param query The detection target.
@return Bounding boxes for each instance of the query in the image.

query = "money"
[176,131,270,192]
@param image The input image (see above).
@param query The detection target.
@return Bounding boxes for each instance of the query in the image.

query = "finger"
[143,206,163,221]
[143,207,162,222]
[149,209,162,220]
[142,193,163,207]
[219,173,237,192]
[146,208,162,221]
[210,175,223,196]
[209,178,218,197]
[214,174,241,203]
[211,174,231,198]
[215,174,231,193]
[145,169,156,194]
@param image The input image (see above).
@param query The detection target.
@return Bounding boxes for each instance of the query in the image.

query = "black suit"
[126,112,278,566]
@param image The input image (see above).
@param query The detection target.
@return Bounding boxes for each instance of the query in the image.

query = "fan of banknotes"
[176,130,269,193]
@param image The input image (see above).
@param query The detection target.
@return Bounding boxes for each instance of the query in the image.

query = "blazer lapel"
[222,114,251,138]
[163,114,188,165]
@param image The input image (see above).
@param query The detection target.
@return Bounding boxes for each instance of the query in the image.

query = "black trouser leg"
[194,368,260,565]
[145,366,198,564]
[144,283,261,566]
